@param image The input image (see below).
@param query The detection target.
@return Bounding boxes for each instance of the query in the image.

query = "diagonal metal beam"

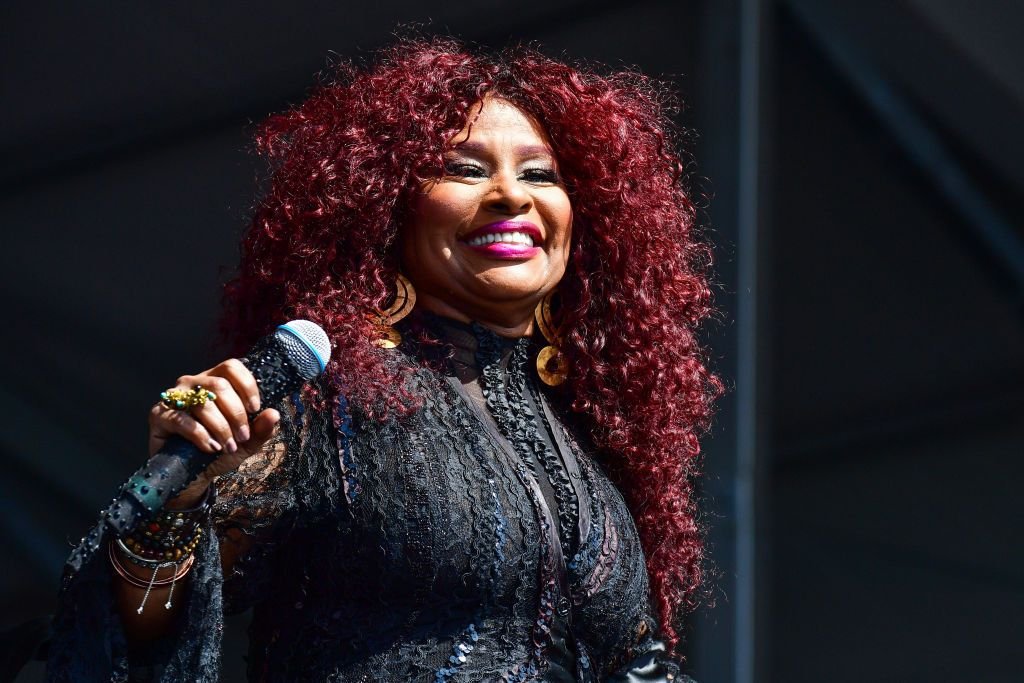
[784,0,1024,305]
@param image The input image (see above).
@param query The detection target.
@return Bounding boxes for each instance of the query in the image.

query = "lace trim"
[474,322,581,557]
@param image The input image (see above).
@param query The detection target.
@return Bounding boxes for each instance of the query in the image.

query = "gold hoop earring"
[371,273,417,348]
[534,290,568,386]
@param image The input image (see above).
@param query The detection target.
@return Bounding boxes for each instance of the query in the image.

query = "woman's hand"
[148,359,280,503]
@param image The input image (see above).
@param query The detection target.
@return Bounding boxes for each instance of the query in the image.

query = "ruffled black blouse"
[47,312,692,682]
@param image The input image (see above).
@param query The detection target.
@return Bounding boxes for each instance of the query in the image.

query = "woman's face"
[401,97,573,335]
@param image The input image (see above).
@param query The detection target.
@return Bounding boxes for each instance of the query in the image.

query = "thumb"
[244,408,281,453]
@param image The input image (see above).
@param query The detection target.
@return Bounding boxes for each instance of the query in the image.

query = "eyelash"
[444,162,559,184]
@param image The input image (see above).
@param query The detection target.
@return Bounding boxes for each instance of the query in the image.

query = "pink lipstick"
[459,220,543,260]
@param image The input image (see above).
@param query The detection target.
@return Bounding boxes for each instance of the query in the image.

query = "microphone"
[102,320,332,537]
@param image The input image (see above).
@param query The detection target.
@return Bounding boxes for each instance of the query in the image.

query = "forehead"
[451,98,552,150]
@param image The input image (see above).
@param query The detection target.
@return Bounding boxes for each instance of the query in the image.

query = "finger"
[240,408,280,456]
[189,397,238,453]
[213,359,262,413]
[149,403,222,454]
[200,375,251,446]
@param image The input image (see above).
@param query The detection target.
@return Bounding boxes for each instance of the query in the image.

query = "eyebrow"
[449,141,554,158]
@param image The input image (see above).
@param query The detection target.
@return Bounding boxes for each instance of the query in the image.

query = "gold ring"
[160,385,217,411]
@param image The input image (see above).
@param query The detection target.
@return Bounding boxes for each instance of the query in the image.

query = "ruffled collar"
[398,309,532,377]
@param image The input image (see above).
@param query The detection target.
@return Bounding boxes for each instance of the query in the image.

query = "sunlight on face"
[402,98,572,332]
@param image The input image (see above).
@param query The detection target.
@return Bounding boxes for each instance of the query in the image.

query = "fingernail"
[208,439,222,452]
[249,398,261,413]
[226,438,238,453]
[238,425,251,443]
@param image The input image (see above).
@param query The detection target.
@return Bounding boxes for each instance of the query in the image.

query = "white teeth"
[466,231,536,247]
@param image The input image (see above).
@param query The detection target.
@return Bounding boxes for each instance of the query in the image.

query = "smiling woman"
[403,97,574,337]
[47,37,720,683]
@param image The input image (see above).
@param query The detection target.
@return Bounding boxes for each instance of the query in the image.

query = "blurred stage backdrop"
[2,1,1021,681]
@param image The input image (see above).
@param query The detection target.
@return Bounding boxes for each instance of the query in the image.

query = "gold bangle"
[109,542,194,587]
[108,541,195,614]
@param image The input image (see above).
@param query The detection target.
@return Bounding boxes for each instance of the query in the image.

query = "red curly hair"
[223,37,721,650]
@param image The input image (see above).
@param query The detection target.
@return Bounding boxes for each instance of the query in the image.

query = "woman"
[47,38,720,681]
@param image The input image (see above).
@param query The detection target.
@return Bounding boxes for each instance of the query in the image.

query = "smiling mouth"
[465,230,536,248]
[458,221,543,260]
[459,220,543,247]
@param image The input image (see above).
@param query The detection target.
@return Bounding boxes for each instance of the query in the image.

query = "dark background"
[2,1,1021,681]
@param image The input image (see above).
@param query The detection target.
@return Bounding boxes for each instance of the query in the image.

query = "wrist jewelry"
[110,484,214,614]
[109,540,196,613]
[119,484,215,562]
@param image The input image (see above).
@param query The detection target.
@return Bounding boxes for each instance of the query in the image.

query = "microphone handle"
[103,332,312,537]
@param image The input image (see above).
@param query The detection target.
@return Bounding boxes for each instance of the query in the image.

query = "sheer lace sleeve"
[46,394,344,682]
[213,401,301,615]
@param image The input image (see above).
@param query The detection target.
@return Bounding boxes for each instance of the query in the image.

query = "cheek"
[414,186,476,240]
[404,188,471,281]
[542,194,573,249]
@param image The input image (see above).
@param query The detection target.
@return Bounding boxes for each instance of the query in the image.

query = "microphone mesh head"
[275,320,332,379]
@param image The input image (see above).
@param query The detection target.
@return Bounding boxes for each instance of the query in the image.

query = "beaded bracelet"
[110,484,214,614]
[119,484,215,563]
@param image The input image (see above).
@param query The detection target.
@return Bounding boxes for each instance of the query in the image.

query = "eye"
[521,168,560,184]
[444,161,486,178]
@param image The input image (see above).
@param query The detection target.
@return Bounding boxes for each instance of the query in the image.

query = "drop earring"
[371,273,417,348]
[534,290,568,386]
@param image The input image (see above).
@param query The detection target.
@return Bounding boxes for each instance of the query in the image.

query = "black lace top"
[47,313,692,682]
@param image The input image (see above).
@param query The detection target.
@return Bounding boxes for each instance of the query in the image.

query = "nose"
[484,170,533,215]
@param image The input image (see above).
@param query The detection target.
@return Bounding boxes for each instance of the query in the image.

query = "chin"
[473,268,549,295]
[473,283,544,303]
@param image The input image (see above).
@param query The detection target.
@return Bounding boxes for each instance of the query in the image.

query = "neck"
[413,292,535,338]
